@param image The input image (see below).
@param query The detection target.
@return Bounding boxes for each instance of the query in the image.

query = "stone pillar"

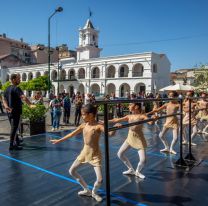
[115,65,119,78]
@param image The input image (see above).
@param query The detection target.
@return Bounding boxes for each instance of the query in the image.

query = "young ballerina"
[196,92,208,122]
[152,94,162,125]
[109,102,155,179]
[182,91,198,145]
[152,91,180,154]
[196,92,208,139]
[50,104,117,202]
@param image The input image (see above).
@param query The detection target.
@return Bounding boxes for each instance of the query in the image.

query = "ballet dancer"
[152,91,180,154]
[196,92,208,140]
[182,91,198,145]
[109,102,156,179]
[50,104,118,202]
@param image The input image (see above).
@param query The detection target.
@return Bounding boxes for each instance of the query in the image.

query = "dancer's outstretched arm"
[154,103,167,113]
[50,124,84,144]
[98,123,121,137]
[147,103,167,115]
[140,114,158,125]
[108,115,129,124]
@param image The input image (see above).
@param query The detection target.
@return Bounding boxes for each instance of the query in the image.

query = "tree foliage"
[1,75,49,91]
[27,75,49,91]
[1,81,11,91]
[193,64,208,90]
[19,82,28,90]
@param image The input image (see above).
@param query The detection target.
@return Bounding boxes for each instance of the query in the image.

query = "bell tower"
[77,19,102,61]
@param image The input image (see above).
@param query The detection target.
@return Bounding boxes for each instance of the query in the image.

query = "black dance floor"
[0,124,208,206]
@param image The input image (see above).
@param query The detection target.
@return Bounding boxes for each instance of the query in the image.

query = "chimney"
[3,33,6,38]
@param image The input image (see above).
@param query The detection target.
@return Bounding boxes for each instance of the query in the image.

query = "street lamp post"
[57,64,60,95]
[56,47,62,95]
[48,6,63,96]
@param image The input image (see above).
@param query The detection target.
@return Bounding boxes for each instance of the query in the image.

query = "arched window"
[51,70,57,80]
[120,83,130,97]
[119,65,129,77]
[36,72,41,78]
[92,67,100,78]
[91,84,100,96]
[60,69,66,80]
[28,72,33,80]
[106,65,115,78]
[120,67,124,77]
[132,63,144,77]
[22,73,27,81]
[78,68,85,79]
[68,70,75,80]
[107,83,116,95]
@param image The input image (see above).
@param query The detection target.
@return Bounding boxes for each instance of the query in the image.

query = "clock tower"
[77,19,102,61]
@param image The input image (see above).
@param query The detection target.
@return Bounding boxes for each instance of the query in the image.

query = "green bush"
[97,104,114,113]
[22,104,47,122]
[1,81,11,91]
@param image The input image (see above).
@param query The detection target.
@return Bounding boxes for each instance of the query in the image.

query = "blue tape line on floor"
[0,153,147,206]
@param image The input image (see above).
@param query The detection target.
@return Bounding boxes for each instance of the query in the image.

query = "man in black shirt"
[3,74,32,150]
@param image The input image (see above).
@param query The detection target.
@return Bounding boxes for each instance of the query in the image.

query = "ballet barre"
[95,98,183,206]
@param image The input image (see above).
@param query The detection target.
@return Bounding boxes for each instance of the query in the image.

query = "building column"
[128,63,133,78]
[115,65,119,78]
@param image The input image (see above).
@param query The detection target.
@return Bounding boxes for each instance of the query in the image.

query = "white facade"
[1,19,171,97]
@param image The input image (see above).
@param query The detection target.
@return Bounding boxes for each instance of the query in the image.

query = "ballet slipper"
[160,148,169,153]
[190,142,197,146]
[182,140,188,145]
[122,168,135,175]
[78,189,92,196]
[92,192,103,202]
[135,171,145,179]
[169,149,177,155]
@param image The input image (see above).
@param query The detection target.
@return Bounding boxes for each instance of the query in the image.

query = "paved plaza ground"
[0,120,208,206]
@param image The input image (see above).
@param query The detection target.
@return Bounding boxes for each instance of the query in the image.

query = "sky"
[0,0,208,71]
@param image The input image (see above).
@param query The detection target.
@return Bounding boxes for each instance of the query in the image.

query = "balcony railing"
[69,75,76,80]
[78,75,85,79]
[107,74,115,78]
[53,76,77,82]
[119,72,128,77]
[132,72,143,77]
[92,74,99,78]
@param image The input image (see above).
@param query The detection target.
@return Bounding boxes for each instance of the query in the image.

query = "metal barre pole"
[95,96,208,106]
[103,103,111,206]
[184,99,196,161]
[108,113,181,132]
[95,97,180,105]
[175,98,188,167]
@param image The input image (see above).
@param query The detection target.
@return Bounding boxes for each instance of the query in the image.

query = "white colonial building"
[1,19,171,97]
